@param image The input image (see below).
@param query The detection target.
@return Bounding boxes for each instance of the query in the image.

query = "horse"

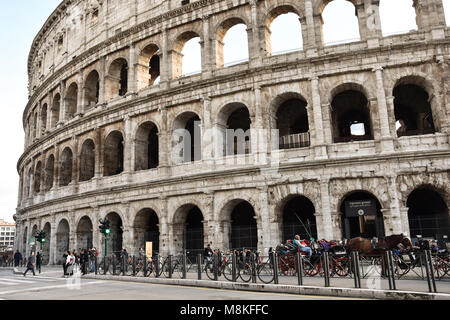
[346,234,413,276]
[346,234,412,255]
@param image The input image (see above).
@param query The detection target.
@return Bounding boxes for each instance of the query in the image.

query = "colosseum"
[15,0,450,265]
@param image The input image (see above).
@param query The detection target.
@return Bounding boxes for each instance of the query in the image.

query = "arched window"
[217,104,251,156]
[65,83,78,120]
[322,0,360,46]
[172,112,202,163]
[106,58,128,99]
[45,155,55,191]
[393,82,436,137]
[60,147,73,186]
[172,32,202,78]
[79,139,96,181]
[135,122,159,171]
[40,104,47,134]
[379,0,417,36]
[267,8,303,55]
[137,44,161,90]
[216,19,249,68]
[51,94,61,128]
[331,86,373,143]
[34,162,42,194]
[104,131,124,176]
[84,70,100,110]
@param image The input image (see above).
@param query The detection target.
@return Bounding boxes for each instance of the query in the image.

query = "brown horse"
[347,234,413,256]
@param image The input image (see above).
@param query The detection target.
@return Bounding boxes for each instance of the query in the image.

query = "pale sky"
[0,0,449,223]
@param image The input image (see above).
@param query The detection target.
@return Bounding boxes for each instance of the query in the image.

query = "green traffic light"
[42,238,46,243]
[105,229,110,234]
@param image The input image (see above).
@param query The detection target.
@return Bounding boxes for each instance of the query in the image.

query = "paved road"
[0,270,364,300]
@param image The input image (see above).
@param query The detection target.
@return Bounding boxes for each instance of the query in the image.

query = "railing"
[279,132,310,150]
[89,249,450,295]
[333,135,373,143]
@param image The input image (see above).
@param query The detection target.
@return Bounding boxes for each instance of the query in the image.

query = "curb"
[83,274,450,300]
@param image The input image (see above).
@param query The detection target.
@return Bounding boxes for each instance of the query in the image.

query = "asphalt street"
[0,269,365,300]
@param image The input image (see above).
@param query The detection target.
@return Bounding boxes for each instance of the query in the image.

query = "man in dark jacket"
[14,250,22,267]
[23,252,36,277]
[36,251,42,274]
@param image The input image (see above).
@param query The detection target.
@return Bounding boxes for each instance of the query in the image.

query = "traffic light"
[35,230,46,244]
[99,219,111,235]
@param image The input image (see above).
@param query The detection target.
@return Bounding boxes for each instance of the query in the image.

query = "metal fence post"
[323,252,330,287]
[351,252,361,288]
[385,251,393,290]
[251,253,257,284]
[296,252,303,286]
[232,253,237,282]
[388,251,396,290]
[182,251,187,279]
[424,250,437,293]
[132,256,136,277]
[112,255,116,275]
[122,255,126,276]
[213,254,218,281]
[103,257,107,275]
[95,256,98,275]
[197,254,202,280]
[168,255,173,278]
[143,255,148,277]
[273,252,279,285]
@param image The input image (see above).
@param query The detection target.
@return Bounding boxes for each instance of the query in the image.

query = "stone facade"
[15,0,450,264]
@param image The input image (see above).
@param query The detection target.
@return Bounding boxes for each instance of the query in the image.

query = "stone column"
[47,92,53,131]
[160,28,170,90]
[363,0,383,48]
[57,81,66,127]
[128,43,138,94]
[310,76,328,159]
[373,66,394,153]
[249,0,263,66]
[201,15,213,78]
[49,221,57,265]
[98,57,107,106]
[319,178,334,239]
[253,86,269,164]
[158,106,170,176]
[304,0,319,55]
[71,136,79,184]
[76,71,84,116]
[159,198,170,256]
[36,102,42,140]
[399,207,411,238]
[414,0,447,39]
[202,97,214,165]
[258,187,271,253]
[123,115,132,173]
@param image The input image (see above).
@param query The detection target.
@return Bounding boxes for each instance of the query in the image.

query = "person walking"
[23,252,36,277]
[80,249,89,275]
[62,250,69,277]
[14,250,22,268]
[36,251,42,274]
[65,251,74,278]
[72,250,80,275]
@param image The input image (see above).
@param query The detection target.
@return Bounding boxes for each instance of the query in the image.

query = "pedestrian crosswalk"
[0,275,68,288]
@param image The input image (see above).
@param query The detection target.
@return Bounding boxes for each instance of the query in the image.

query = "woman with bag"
[65,251,74,278]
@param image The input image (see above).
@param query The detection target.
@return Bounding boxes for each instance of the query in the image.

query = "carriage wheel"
[303,259,318,276]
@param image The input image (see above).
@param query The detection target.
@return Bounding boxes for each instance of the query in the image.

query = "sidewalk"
[83,273,450,300]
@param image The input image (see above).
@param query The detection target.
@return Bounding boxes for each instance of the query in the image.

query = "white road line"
[0,281,105,296]
[0,277,36,284]
[0,281,19,286]
[12,276,62,282]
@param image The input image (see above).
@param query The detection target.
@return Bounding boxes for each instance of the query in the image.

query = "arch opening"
[394,84,436,137]
[281,196,317,242]
[134,208,160,254]
[34,162,42,194]
[218,104,251,156]
[79,139,95,182]
[173,32,202,78]
[379,0,418,36]
[216,19,249,68]
[51,94,61,128]
[104,131,124,176]
[137,44,161,90]
[267,9,303,55]
[407,187,449,242]
[276,98,310,149]
[229,201,258,250]
[77,216,93,250]
[44,155,55,191]
[104,212,123,255]
[84,70,100,110]
[40,104,47,134]
[60,148,73,187]
[340,191,385,239]
[135,122,159,171]
[172,112,201,163]
[65,83,78,120]
[322,0,361,46]
[331,89,373,143]
[42,223,51,265]
[56,220,70,264]
[106,58,128,99]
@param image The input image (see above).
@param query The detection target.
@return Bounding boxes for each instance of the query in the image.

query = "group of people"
[61,248,98,278]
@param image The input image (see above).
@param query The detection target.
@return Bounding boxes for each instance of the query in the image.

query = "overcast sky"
[0,0,449,223]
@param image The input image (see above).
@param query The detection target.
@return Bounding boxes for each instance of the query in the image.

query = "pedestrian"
[36,251,42,274]
[65,251,74,278]
[14,250,22,268]
[81,249,89,275]
[204,244,213,264]
[23,252,36,277]
[73,250,79,275]
[62,250,69,277]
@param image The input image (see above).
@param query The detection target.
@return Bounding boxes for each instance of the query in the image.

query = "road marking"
[0,280,105,296]
[101,279,366,300]
[0,277,36,284]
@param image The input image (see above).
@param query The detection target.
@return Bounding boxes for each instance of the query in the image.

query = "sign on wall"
[146,242,153,260]
[345,200,377,217]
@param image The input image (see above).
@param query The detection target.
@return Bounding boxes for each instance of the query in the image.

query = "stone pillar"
[258,187,271,253]
[253,86,269,164]
[373,66,394,153]
[160,28,170,89]
[94,128,102,178]
[158,107,170,176]
[49,221,57,265]
[36,102,42,140]
[332,212,344,240]
[203,193,215,247]
[98,57,107,106]
[310,76,328,159]
[249,0,263,66]
[57,81,66,127]
[76,72,84,116]
[319,178,335,239]
[47,92,53,131]
[159,198,170,256]
[399,207,411,238]
[71,136,79,184]
[123,115,132,173]
[414,0,447,39]
[128,43,137,94]
[201,15,213,78]
[363,0,383,48]
[25,221,31,258]
[304,0,318,54]
[202,97,214,165]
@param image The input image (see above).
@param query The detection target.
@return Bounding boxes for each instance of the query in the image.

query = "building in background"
[0,219,15,250]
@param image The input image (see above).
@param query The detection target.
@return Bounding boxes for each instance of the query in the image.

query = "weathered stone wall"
[16,0,450,263]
